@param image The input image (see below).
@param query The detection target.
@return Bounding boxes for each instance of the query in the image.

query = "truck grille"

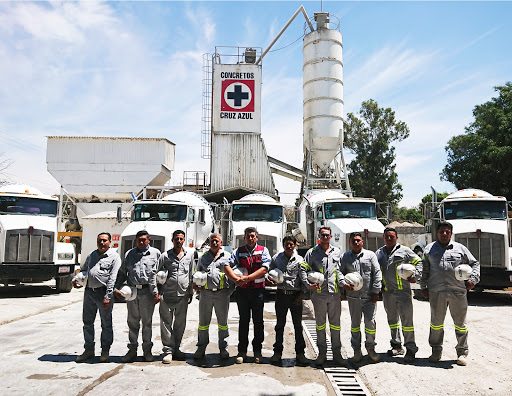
[455,233,505,268]
[121,236,164,258]
[5,229,54,263]
[345,232,383,252]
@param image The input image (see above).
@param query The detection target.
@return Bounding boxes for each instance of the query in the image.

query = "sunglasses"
[319,233,331,238]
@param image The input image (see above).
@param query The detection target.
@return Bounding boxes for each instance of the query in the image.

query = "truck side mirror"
[199,208,205,224]
[116,205,122,223]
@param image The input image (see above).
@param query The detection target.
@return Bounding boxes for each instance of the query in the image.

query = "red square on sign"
[221,79,255,112]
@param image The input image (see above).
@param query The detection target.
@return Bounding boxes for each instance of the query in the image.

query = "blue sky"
[0,1,511,207]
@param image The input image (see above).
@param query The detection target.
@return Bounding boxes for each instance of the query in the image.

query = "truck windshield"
[444,201,507,220]
[323,202,376,219]
[133,203,187,222]
[232,204,283,222]
[0,196,58,217]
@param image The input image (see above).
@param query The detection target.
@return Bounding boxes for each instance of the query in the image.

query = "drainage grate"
[303,319,372,396]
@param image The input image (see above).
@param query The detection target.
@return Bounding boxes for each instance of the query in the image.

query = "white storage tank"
[303,13,343,171]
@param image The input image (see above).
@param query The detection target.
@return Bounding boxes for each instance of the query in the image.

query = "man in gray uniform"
[376,227,422,363]
[268,236,308,365]
[158,230,195,364]
[193,233,233,360]
[115,230,161,363]
[74,232,121,363]
[300,227,345,367]
[340,232,382,363]
[421,221,480,366]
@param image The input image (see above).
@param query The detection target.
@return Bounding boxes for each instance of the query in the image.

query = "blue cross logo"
[227,85,249,106]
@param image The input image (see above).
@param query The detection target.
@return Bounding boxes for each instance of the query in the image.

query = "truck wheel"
[56,274,73,293]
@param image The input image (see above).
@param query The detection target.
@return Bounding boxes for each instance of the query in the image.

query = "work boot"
[236,352,246,364]
[333,353,347,367]
[254,351,263,364]
[193,348,206,359]
[121,349,137,363]
[404,349,416,364]
[219,349,230,360]
[76,349,94,363]
[353,349,363,363]
[162,353,173,364]
[428,350,442,363]
[387,346,405,356]
[270,352,282,364]
[315,354,326,366]
[99,349,110,363]
[296,353,309,365]
[173,349,186,360]
[367,348,381,363]
[457,354,468,366]
[143,350,154,362]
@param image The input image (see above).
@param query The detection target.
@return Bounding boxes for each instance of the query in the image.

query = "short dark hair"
[98,232,111,241]
[384,227,398,236]
[349,232,362,241]
[283,235,297,245]
[318,226,331,234]
[244,227,258,236]
[172,229,185,239]
[136,230,149,239]
[438,221,453,232]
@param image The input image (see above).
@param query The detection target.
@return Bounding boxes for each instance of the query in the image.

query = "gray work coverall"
[195,249,233,352]
[158,247,195,354]
[421,240,480,357]
[270,251,306,355]
[300,245,342,357]
[339,249,382,351]
[81,248,121,352]
[116,245,161,353]
[376,244,422,353]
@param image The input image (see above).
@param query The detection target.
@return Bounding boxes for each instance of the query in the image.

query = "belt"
[278,289,300,295]
[87,286,106,292]
[135,284,150,289]
[206,288,222,292]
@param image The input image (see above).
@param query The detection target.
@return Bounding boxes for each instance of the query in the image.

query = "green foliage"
[441,82,512,196]
[420,192,451,206]
[345,99,410,204]
[391,205,423,224]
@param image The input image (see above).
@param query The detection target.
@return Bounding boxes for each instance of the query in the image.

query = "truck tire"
[56,274,73,293]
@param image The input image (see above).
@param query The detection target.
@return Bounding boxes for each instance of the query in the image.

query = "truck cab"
[0,184,76,292]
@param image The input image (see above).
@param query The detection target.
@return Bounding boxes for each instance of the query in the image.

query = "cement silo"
[302,12,349,193]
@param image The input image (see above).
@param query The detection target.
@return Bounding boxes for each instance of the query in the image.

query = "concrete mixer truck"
[0,184,76,292]
[119,191,214,258]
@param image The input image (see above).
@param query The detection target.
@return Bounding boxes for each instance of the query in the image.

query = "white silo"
[303,12,344,173]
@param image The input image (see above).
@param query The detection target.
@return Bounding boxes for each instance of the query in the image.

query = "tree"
[0,153,12,184]
[391,205,423,224]
[441,82,512,196]
[344,99,410,204]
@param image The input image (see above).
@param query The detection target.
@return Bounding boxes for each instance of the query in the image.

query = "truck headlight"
[58,253,74,260]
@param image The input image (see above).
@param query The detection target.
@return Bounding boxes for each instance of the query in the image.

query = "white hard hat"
[307,271,325,285]
[345,272,364,291]
[454,264,472,281]
[268,268,284,284]
[193,271,207,286]
[119,285,137,301]
[156,270,168,285]
[233,267,248,277]
[73,271,88,287]
[397,264,416,280]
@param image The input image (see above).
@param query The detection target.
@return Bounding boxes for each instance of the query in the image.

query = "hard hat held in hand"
[234,266,248,277]
[73,271,88,287]
[307,271,324,285]
[345,272,363,291]
[156,270,168,285]
[268,268,284,284]
[193,271,207,286]
[119,285,137,301]
[454,264,472,281]
[397,263,416,280]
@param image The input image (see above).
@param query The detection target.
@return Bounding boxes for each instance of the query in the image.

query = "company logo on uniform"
[221,79,255,112]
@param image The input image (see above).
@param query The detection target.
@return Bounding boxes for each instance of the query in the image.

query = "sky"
[0,0,511,208]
